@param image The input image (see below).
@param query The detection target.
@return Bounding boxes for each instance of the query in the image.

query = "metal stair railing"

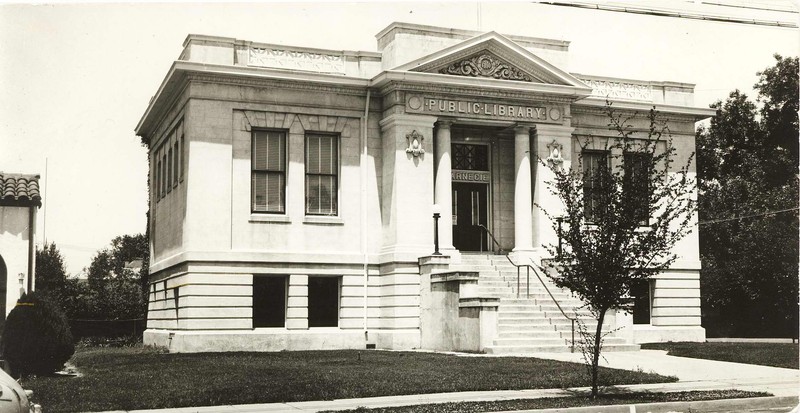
[506,253,577,353]
[475,224,576,352]
[477,224,504,254]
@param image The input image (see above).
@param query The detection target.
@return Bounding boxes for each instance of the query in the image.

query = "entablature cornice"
[572,97,715,123]
[137,60,375,136]
[372,71,591,103]
[185,73,369,97]
[572,126,697,139]
[376,78,578,106]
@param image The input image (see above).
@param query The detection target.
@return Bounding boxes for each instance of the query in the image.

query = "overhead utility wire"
[700,1,798,13]
[539,1,799,28]
[698,206,800,225]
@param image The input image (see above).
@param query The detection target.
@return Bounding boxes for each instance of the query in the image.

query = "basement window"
[308,276,340,327]
[252,275,287,328]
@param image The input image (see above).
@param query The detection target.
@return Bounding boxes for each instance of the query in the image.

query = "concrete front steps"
[456,253,639,354]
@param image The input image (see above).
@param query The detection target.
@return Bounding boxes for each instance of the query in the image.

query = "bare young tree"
[540,104,697,398]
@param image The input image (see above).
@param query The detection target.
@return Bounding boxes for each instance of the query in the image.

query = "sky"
[1,1,798,275]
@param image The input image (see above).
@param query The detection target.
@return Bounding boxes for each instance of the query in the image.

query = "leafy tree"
[80,234,149,321]
[35,242,69,302]
[754,54,798,165]
[87,234,148,289]
[541,105,696,397]
[697,55,799,338]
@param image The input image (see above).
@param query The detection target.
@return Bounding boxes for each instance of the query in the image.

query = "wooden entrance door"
[452,182,488,251]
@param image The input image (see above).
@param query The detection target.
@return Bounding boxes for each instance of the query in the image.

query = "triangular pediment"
[394,31,587,88]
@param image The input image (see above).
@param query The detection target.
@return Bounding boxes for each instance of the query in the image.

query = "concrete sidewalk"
[104,351,799,413]
[529,349,799,397]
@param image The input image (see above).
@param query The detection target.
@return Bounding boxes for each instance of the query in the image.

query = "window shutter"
[305,134,338,215]
[254,131,285,171]
[252,130,286,213]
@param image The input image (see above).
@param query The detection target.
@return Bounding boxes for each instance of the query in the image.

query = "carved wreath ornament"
[439,54,533,82]
[406,130,425,157]
[546,140,565,170]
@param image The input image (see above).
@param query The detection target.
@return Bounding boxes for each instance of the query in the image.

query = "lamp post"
[432,204,442,256]
[556,216,564,257]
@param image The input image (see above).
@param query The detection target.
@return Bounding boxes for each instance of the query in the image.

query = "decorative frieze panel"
[579,78,653,102]
[439,53,533,82]
[405,94,564,124]
[249,47,345,74]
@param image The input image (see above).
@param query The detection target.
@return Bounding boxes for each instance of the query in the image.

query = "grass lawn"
[321,390,771,413]
[22,346,677,413]
[641,342,799,369]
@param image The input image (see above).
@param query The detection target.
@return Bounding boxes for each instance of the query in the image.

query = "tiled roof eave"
[0,197,42,208]
[0,173,42,208]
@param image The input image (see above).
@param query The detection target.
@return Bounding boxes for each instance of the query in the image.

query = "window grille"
[452,143,489,171]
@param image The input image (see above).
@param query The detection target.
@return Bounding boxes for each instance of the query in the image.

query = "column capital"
[534,123,575,138]
[435,118,454,129]
[379,113,438,131]
[513,123,535,134]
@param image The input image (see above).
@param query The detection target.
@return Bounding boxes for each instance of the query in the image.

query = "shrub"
[1,291,75,377]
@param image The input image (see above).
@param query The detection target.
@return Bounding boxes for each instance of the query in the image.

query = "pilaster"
[286,274,309,329]
[378,113,439,263]
[532,123,575,257]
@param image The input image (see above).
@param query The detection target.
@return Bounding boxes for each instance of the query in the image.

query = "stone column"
[434,120,457,257]
[513,124,534,258]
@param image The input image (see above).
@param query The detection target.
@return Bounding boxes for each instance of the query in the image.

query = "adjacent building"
[136,22,713,353]
[0,173,41,329]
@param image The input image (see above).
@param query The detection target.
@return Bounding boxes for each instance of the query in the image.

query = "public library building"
[136,22,713,353]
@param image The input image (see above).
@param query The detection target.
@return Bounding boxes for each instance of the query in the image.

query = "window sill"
[249,214,291,223]
[303,216,344,225]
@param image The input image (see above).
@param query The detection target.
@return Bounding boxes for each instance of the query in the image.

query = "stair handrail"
[472,224,576,352]
[503,254,577,353]
[476,224,504,254]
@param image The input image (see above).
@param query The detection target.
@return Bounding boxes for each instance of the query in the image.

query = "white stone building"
[0,173,41,328]
[136,22,713,353]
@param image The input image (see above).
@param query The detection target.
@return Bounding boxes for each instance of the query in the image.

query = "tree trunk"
[590,308,607,399]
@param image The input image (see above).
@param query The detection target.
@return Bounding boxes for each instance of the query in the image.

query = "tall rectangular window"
[167,147,173,194]
[161,153,167,199]
[632,279,653,325]
[582,151,609,222]
[179,131,185,182]
[305,134,338,215]
[252,276,287,328]
[624,152,651,226]
[308,276,339,327]
[155,158,161,201]
[173,140,179,187]
[252,130,286,213]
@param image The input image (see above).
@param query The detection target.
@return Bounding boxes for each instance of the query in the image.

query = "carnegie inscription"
[452,170,490,183]
[407,96,561,122]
